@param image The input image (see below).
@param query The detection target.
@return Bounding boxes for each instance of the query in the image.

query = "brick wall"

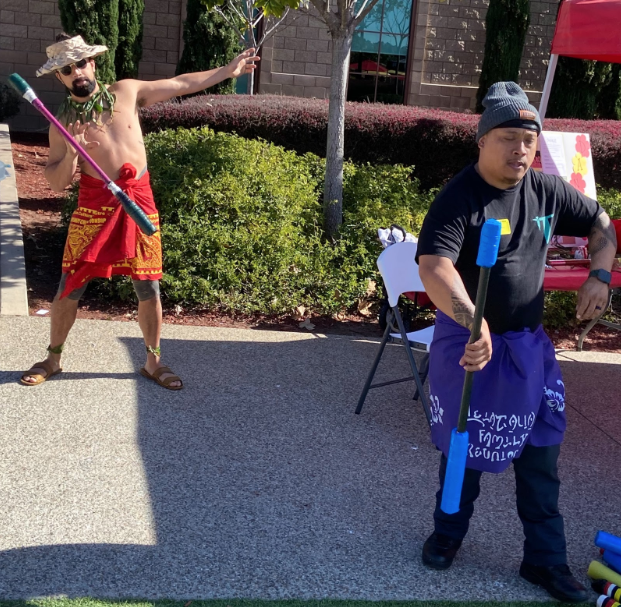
[409,0,558,112]
[0,0,66,132]
[258,0,559,111]
[519,0,558,92]
[259,12,332,99]
[0,0,186,131]
[1,0,559,129]
[138,0,185,80]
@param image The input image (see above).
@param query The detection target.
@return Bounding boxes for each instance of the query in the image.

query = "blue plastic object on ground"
[597,531,621,556]
[605,550,621,575]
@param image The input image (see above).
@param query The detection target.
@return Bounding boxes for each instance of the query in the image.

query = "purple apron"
[428,311,566,473]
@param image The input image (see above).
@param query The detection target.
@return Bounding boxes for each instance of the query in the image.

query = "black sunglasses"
[59,58,89,76]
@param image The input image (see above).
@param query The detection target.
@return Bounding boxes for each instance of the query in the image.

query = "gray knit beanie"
[476,81,542,142]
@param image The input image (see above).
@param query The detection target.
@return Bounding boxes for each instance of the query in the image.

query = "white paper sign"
[538,131,597,200]
[539,132,567,176]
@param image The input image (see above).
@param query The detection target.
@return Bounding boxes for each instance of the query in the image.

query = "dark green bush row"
[0,82,21,122]
[68,126,434,315]
[139,95,621,191]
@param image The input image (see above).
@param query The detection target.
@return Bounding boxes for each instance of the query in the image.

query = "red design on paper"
[575,134,591,158]
[570,172,587,193]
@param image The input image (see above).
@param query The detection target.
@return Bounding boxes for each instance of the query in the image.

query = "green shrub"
[0,82,21,121]
[65,126,432,314]
[598,187,621,220]
[543,291,578,330]
[60,125,618,327]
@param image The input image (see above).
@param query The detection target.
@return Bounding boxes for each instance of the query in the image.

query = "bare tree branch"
[246,0,258,45]
[337,0,348,30]
[354,0,381,24]
[307,0,338,31]
[259,9,292,46]
[214,4,248,44]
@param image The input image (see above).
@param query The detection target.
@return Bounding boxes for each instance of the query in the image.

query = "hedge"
[139,95,621,191]
[63,126,619,327]
[66,126,435,314]
[0,82,21,122]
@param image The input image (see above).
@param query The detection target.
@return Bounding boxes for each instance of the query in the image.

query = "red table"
[544,264,621,291]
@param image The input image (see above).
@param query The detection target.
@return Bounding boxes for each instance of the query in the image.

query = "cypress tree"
[475,0,530,113]
[547,57,612,119]
[58,0,119,83]
[116,0,145,79]
[176,0,241,95]
[596,64,621,120]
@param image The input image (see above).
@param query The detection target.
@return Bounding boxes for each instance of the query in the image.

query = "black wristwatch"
[589,268,612,285]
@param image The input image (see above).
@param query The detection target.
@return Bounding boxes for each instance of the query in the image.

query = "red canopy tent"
[539,0,621,119]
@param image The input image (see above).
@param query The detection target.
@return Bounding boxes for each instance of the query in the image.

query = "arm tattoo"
[451,277,475,330]
[588,213,617,256]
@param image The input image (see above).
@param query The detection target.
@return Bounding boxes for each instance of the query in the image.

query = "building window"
[347,0,413,104]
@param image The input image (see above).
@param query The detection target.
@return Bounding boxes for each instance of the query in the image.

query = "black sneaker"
[422,532,463,570]
[519,562,588,603]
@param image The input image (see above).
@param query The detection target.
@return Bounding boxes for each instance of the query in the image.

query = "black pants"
[433,443,566,566]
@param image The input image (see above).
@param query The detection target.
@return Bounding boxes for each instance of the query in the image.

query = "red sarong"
[61,163,162,298]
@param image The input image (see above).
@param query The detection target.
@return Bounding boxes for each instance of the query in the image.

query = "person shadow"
[0,332,440,599]
[2,333,619,600]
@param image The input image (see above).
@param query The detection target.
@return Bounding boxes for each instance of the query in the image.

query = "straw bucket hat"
[36,35,108,77]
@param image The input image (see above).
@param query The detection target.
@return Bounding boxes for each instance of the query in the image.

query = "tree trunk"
[323,30,352,240]
[247,67,255,95]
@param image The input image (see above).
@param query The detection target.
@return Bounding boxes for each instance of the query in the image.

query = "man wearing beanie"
[415,82,617,602]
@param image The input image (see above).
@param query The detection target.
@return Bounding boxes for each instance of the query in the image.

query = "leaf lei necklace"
[57,81,116,126]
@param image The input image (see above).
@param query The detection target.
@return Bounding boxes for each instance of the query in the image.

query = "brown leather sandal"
[139,365,183,390]
[20,360,62,386]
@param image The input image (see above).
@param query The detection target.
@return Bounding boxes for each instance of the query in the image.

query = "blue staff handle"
[7,73,157,236]
[440,218,502,515]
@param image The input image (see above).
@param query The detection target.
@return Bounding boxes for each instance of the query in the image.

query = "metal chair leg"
[413,353,430,401]
[577,289,613,351]
[393,306,432,427]
[355,318,393,414]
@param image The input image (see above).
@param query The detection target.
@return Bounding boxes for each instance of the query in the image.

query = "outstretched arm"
[133,49,259,108]
[576,211,617,319]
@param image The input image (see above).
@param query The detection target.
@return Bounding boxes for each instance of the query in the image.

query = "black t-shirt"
[416,164,603,334]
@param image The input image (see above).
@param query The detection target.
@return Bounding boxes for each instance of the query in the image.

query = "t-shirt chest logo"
[533,214,554,243]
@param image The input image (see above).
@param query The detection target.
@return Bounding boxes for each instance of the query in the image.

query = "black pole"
[456,266,491,433]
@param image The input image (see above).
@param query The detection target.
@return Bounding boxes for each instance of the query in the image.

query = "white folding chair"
[355,241,433,425]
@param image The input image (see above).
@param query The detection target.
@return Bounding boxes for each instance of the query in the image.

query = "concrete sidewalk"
[0,315,620,600]
[0,124,29,316]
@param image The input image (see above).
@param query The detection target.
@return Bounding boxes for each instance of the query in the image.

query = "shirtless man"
[21,33,257,389]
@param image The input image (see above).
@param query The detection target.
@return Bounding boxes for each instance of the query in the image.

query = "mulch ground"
[10,132,621,352]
